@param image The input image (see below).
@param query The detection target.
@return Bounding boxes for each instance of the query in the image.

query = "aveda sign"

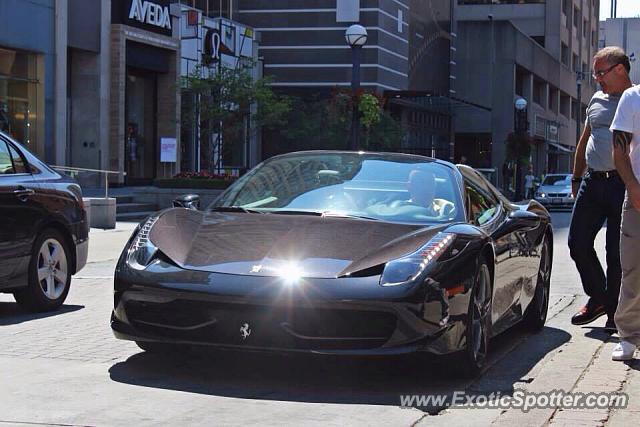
[129,0,171,30]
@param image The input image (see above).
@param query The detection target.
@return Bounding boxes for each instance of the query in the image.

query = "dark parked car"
[112,151,552,374]
[0,131,88,311]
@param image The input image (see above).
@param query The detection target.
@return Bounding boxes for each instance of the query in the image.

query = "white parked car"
[535,173,574,209]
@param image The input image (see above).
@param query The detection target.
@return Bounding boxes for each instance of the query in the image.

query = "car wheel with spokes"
[14,229,72,312]
[523,236,551,331]
[461,257,492,377]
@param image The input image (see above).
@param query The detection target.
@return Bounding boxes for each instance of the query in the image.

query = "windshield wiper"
[321,212,380,221]
[211,206,264,214]
[268,210,323,216]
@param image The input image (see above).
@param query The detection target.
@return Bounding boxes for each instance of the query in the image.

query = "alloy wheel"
[470,264,491,365]
[37,238,68,300]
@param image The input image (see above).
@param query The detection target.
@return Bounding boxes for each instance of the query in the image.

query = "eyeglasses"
[592,63,619,79]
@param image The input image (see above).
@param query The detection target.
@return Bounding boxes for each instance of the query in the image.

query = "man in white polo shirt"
[611,83,640,360]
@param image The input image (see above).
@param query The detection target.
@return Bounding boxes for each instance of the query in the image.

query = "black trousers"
[568,173,626,316]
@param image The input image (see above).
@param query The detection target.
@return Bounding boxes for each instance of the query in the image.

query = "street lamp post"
[345,24,367,151]
[514,97,528,200]
[576,71,583,144]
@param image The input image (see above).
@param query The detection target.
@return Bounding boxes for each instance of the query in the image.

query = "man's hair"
[593,46,631,73]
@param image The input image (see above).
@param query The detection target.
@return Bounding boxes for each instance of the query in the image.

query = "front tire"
[14,229,72,312]
[461,257,492,376]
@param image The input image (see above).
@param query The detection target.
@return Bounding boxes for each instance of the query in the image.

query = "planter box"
[85,197,116,229]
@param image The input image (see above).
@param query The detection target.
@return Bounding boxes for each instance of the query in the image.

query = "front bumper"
[111,259,471,356]
[535,196,575,209]
[75,239,89,273]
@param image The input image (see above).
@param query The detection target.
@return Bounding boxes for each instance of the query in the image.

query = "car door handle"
[14,188,35,201]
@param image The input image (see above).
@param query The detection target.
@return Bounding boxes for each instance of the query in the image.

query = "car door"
[460,167,523,331]
[0,138,42,286]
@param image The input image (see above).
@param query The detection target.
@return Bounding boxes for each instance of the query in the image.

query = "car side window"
[7,143,27,173]
[465,180,498,226]
[0,141,15,174]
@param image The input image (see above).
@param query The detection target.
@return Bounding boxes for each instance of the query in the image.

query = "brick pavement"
[0,276,138,364]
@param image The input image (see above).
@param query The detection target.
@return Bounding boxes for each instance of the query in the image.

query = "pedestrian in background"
[524,166,535,199]
[568,47,632,330]
[611,82,640,361]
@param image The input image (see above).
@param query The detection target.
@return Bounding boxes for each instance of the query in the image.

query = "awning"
[547,141,574,153]
[383,90,491,115]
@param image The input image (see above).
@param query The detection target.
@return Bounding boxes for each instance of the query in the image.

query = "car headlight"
[537,192,545,198]
[380,233,455,287]
[127,216,160,269]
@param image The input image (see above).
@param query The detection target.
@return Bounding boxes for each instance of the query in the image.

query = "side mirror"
[508,209,540,230]
[173,194,200,210]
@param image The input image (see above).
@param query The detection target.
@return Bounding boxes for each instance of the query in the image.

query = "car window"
[465,180,499,226]
[214,153,465,224]
[0,141,15,174]
[7,143,27,173]
[542,175,571,186]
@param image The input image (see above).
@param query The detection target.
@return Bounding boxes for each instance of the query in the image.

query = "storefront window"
[0,48,39,150]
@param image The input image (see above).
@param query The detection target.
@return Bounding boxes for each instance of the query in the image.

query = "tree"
[277,89,404,153]
[181,64,290,172]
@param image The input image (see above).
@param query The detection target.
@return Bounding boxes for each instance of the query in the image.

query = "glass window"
[214,152,465,224]
[0,141,14,174]
[542,174,571,186]
[0,47,40,151]
[465,180,498,226]
[7,142,27,173]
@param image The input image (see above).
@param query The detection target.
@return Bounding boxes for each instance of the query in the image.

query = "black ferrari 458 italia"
[111,151,552,374]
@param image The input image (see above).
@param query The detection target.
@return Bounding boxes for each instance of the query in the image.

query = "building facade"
[179,4,261,172]
[110,0,181,184]
[236,0,463,160]
[0,0,58,163]
[599,17,640,85]
[455,0,599,183]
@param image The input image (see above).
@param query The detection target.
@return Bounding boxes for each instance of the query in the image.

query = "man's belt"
[587,169,618,179]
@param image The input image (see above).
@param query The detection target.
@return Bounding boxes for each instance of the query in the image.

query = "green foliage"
[359,93,381,128]
[278,89,404,152]
[182,64,291,129]
[181,64,290,169]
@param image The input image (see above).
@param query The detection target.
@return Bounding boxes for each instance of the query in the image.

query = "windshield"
[211,152,464,224]
[542,174,571,186]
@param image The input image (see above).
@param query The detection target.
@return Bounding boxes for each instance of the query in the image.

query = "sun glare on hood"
[276,262,304,285]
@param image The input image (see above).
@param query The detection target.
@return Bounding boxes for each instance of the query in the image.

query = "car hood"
[147,208,444,278]
[539,185,571,194]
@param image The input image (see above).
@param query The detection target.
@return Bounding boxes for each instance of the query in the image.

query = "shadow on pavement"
[108,325,570,413]
[0,302,84,326]
[583,327,617,342]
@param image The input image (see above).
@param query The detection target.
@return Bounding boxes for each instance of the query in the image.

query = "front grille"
[547,192,568,197]
[125,299,397,350]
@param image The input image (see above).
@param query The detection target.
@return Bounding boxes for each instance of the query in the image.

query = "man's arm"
[613,130,640,208]
[571,123,591,197]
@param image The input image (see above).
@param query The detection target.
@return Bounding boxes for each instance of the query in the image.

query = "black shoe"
[605,317,617,333]
[571,302,606,325]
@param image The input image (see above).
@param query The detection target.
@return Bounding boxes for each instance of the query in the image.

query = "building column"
[99,0,111,172]
[54,0,68,165]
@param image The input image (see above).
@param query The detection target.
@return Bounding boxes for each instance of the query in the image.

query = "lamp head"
[345,24,368,47]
